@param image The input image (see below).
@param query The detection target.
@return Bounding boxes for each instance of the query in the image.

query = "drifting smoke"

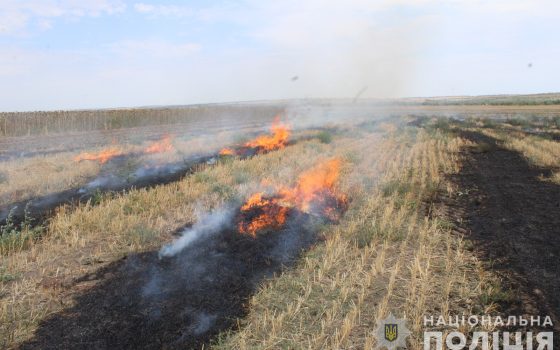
[132,162,184,180]
[159,207,235,258]
[281,101,393,130]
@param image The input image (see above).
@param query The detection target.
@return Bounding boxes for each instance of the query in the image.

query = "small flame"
[279,158,345,213]
[144,135,175,154]
[74,148,123,164]
[219,148,235,156]
[219,116,290,156]
[238,193,289,237]
[244,116,290,153]
[237,158,347,237]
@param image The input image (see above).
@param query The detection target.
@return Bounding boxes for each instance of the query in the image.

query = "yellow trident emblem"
[384,324,398,342]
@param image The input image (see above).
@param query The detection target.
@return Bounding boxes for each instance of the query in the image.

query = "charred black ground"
[0,154,216,227]
[20,207,332,349]
[437,129,560,331]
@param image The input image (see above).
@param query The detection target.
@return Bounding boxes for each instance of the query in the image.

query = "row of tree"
[1,104,285,137]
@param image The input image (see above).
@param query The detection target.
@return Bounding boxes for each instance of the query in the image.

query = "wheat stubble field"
[0,103,559,349]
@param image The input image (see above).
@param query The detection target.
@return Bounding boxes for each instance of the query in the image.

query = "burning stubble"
[74,134,177,165]
[11,156,349,347]
[160,158,347,258]
[73,147,124,164]
[137,159,349,345]
[143,134,175,154]
[219,116,290,156]
[237,158,348,237]
[0,116,298,226]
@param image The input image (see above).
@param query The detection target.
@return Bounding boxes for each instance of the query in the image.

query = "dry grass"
[0,152,104,204]
[213,129,494,349]
[0,124,497,349]
[480,128,560,183]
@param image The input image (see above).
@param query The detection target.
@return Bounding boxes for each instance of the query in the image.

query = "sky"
[0,0,559,111]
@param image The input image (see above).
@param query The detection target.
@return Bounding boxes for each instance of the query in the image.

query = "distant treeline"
[420,94,560,106]
[422,99,560,106]
[0,104,285,137]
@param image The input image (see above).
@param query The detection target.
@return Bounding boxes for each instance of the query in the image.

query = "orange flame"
[219,116,290,156]
[74,148,123,164]
[237,158,347,237]
[281,159,343,211]
[219,148,235,156]
[244,117,290,153]
[237,193,289,236]
[144,135,175,154]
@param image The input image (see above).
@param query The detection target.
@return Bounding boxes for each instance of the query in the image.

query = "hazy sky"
[1,0,559,111]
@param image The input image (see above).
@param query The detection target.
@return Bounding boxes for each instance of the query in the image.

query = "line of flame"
[238,158,346,237]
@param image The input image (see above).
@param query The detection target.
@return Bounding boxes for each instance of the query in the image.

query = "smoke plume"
[159,207,235,258]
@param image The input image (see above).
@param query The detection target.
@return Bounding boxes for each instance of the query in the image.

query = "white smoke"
[158,207,235,258]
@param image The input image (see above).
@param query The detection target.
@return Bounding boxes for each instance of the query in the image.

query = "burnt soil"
[0,154,216,227]
[20,210,321,349]
[441,130,560,330]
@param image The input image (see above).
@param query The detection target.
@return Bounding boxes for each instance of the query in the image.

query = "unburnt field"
[1,103,559,349]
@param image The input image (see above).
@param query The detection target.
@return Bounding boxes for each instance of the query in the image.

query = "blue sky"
[0,0,559,111]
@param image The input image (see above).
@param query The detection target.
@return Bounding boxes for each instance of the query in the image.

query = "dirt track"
[445,130,560,330]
